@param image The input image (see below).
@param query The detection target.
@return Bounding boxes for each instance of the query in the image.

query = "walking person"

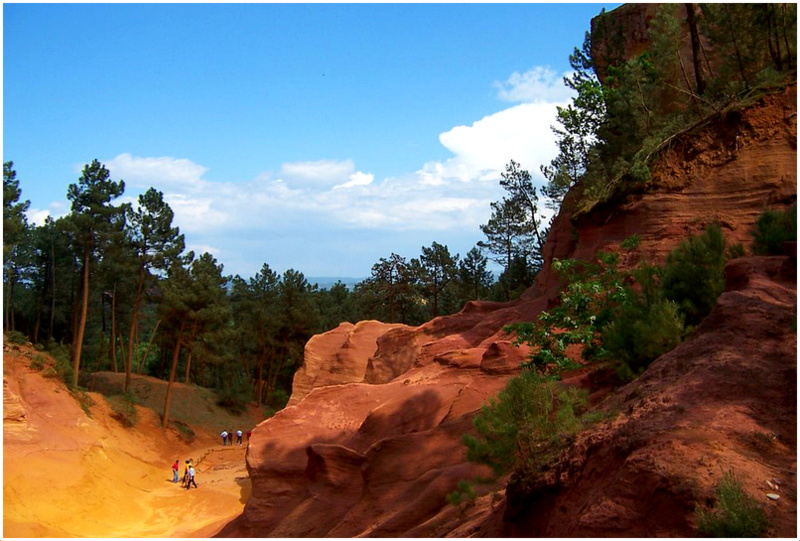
[220,430,228,446]
[246,429,252,443]
[185,463,198,489]
[236,429,243,445]
[172,459,180,483]
[181,460,190,487]
[229,429,234,446]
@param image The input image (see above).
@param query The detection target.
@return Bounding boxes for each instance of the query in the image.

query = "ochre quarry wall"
[219,84,796,537]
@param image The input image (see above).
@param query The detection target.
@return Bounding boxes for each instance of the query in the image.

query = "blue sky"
[4,3,619,280]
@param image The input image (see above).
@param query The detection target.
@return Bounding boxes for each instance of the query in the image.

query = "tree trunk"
[162,321,186,428]
[125,266,146,392]
[110,284,118,373]
[48,234,56,342]
[684,4,706,95]
[184,350,194,384]
[72,243,92,389]
[138,319,160,374]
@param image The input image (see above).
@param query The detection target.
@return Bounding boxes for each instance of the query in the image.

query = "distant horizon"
[4,3,620,279]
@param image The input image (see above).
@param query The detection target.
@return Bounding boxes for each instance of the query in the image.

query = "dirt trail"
[3,343,250,538]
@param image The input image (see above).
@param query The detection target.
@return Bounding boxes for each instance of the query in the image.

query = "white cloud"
[106,153,208,191]
[494,66,574,103]
[278,159,355,188]
[77,65,572,276]
[334,171,374,190]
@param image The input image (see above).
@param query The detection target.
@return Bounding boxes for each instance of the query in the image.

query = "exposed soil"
[3,344,254,538]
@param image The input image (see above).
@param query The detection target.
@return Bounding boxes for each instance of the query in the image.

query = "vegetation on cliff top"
[542,3,797,215]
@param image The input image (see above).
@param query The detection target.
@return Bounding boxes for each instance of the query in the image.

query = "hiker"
[186,463,198,489]
[229,429,234,446]
[246,429,252,443]
[182,459,191,487]
[236,429,243,445]
[172,459,180,483]
[220,430,228,446]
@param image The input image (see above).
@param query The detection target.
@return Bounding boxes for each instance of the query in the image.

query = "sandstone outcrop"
[221,84,796,537]
[501,254,797,537]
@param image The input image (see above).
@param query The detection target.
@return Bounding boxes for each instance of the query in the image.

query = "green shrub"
[108,391,138,427]
[463,370,587,477]
[752,205,797,255]
[6,330,28,345]
[30,353,47,371]
[602,298,684,377]
[446,479,477,511]
[695,470,768,537]
[74,390,94,418]
[661,224,728,326]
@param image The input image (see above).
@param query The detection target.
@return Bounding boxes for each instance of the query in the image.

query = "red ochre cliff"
[218,74,796,537]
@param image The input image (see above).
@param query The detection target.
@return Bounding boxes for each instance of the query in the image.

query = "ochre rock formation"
[220,85,796,537]
[500,254,797,537]
[289,320,409,406]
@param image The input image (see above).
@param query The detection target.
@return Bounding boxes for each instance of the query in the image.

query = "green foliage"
[6,330,28,345]
[108,391,138,427]
[727,243,746,259]
[752,205,797,255]
[602,298,684,378]
[74,389,94,418]
[661,224,728,326]
[30,353,47,370]
[546,5,797,216]
[507,250,628,373]
[463,370,587,478]
[446,479,477,511]
[695,470,768,537]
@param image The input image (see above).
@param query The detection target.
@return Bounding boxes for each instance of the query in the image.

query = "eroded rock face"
[289,320,408,406]
[222,87,796,537]
[503,255,797,538]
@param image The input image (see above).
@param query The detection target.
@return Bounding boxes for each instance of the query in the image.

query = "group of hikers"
[220,428,251,446]
[169,427,254,489]
[172,459,198,489]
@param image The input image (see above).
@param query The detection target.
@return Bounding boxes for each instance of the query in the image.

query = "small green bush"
[30,353,47,371]
[662,224,728,326]
[602,298,684,377]
[752,205,797,255]
[463,370,588,477]
[6,330,28,345]
[446,479,477,511]
[108,391,138,427]
[695,470,768,537]
[74,390,94,418]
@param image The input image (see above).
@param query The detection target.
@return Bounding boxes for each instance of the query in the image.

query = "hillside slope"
[3,344,251,537]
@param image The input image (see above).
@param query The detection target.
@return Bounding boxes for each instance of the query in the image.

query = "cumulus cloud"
[52,64,574,276]
[334,171,374,190]
[106,153,209,191]
[494,65,574,103]
[278,159,355,188]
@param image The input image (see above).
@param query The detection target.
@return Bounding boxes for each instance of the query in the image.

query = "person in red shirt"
[172,459,179,483]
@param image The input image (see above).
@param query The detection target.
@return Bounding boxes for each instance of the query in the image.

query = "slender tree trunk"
[110,284,118,372]
[162,321,186,428]
[33,292,42,344]
[183,321,198,384]
[48,235,56,341]
[722,5,749,89]
[138,319,160,375]
[684,3,706,95]
[125,266,146,392]
[184,351,194,384]
[72,243,92,389]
